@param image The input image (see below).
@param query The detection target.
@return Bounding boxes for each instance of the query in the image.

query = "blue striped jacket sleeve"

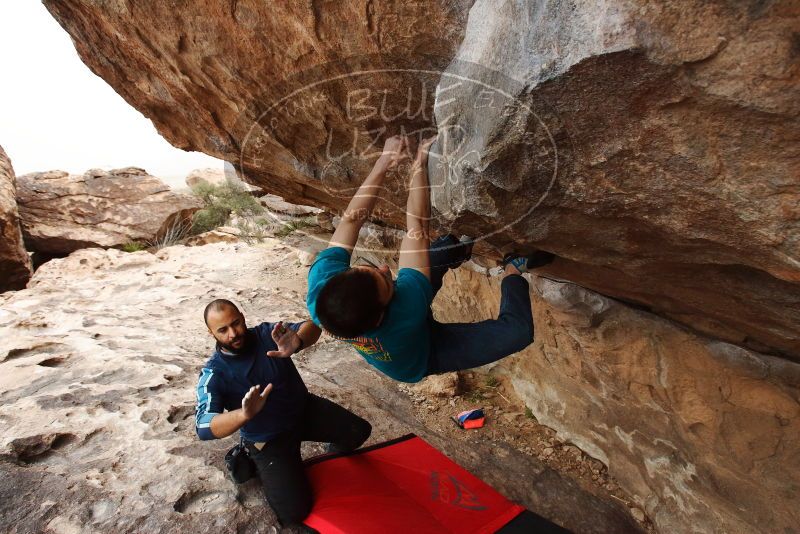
[195,367,223,440]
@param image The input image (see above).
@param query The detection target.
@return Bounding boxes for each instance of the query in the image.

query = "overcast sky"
[0,2,222,187]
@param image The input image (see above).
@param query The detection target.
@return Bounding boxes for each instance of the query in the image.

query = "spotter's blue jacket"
[195,321,307,442]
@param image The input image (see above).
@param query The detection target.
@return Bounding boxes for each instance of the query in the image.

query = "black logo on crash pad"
[430,471,487,511]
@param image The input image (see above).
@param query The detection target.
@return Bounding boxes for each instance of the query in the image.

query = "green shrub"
[121,241,146,253]
[274,217,315,238]
[191,205,230,234]
[254,216,273,228]
[189,180,264,235]
[236,217,272,244]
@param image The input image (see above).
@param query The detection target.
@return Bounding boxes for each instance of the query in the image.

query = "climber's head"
[204,299,248,352]
[316,262,394,338]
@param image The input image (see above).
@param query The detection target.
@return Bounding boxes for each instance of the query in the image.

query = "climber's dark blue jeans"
[425,235,534,375]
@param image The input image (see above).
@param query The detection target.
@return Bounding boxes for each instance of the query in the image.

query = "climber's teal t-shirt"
[306,247,433,383]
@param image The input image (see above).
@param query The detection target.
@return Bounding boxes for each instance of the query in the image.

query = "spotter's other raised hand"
[242,383,272,420]
[266,321,301,358]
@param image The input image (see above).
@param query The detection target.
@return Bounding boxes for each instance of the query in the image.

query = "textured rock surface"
[42,0,473,211]
[0,146,32,291]
[429,0,800,360]
[17,167,202,255]
[185,167,228,189]
[411,372,463,398]
[43,0,800,360]
[0,240,639,534]
[185,167,260,192]
[259,194,321,218]
[433,269,800,534]
[181,228,241,247]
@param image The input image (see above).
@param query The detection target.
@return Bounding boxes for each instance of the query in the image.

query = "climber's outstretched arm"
[398,136,435,279]
[329,135,407,253]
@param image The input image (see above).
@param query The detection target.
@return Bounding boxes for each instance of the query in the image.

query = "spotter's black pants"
[244,393,371,527]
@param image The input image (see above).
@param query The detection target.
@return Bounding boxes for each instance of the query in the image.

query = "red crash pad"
[303,434,525,533]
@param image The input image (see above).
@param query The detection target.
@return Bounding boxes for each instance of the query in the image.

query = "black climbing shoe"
[458,235,475,263]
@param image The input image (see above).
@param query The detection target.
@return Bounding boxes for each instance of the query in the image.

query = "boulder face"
[433,270,800,534]
[430,0,800,360]
[17,167,202,255]
[0,146,32,292]
[42,0,799,360]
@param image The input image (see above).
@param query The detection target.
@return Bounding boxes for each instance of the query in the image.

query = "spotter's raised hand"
[266,321,301,358]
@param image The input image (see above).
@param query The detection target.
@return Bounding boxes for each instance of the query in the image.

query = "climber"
[306,135,554,383]
[194,299,371,527]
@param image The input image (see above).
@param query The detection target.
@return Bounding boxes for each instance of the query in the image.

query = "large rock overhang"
[42,0,799,359]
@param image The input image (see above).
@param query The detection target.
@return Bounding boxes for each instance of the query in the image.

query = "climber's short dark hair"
[317,269,383,338]
[203,299,240,326]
